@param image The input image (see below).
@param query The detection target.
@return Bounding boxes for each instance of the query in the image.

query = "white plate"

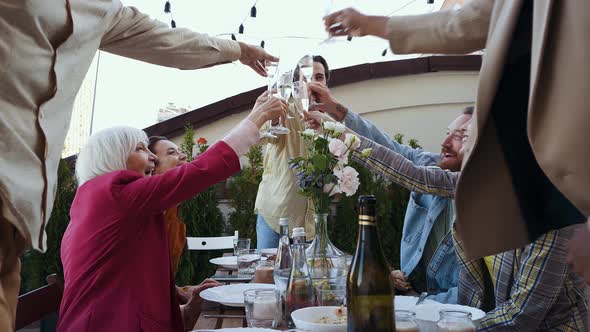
[209,256,238,269]
[200,283,276,307]
[395,295,485,332]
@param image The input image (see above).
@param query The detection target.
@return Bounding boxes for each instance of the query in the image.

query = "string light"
[238,24,244,34]
[163,0,176,28]
[427,0,434,4]
[250,5,257,17]
[382,49,388,56]
[260,40,265,48]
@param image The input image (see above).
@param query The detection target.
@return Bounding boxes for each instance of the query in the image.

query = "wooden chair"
[16,274,63,331]
[186,230,238,251]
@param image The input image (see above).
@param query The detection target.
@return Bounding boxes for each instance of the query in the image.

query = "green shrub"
[176,126,225,285]
[227,145,263,248]
[20,159,76,293]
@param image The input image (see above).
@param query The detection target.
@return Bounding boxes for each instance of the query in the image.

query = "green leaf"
[289,157,305,165]
[312,154,328,171]
[314,137,328,152]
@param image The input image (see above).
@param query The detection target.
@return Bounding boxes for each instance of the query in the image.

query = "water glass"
[316,283,346,306]
[436,310,476,332]
[233,238,251,256]
[238,249,261,276]
[395,310,419,332]
[244,289,281,328]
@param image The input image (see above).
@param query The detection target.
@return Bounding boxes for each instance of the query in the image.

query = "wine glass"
[297,55,321,110]
[277,70,294,119]
[260,46,282,138]
[292,81,309,126]
[263,45,289,135]
[298,55,314,83]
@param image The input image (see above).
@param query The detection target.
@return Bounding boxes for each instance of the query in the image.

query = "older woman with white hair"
[57,96,287,332]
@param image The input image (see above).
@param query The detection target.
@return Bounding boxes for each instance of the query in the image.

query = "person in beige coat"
[324,1,590,261]
[0,1,277,329]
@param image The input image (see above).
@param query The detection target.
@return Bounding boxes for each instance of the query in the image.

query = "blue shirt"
[345,111,459,303]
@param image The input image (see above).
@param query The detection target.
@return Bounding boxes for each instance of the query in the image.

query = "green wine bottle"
[347,195,395,331]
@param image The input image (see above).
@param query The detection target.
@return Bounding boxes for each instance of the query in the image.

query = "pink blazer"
[57,142,240,332]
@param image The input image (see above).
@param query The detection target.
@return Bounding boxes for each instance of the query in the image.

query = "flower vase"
[305,213,347,288]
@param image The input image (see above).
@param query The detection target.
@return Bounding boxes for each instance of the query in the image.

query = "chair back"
[186,230,238,250]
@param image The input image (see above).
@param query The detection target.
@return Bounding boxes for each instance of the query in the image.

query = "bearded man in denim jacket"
[308,82,471,303]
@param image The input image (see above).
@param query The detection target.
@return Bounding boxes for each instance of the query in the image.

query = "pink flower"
[323,183,342,196]
[334,166,360,197]
[328,138,347,157]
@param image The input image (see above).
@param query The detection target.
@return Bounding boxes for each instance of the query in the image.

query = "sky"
[91,0,441,132]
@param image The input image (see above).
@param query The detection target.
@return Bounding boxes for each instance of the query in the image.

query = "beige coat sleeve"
[387,0,493,55]
[100,1,241,70]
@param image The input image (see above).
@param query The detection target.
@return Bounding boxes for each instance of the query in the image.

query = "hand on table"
[180,279,222,330]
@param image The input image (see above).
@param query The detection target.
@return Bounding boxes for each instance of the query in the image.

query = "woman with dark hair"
[58,95,287,332]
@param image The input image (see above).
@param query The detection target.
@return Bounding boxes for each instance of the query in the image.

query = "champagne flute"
[278,70,294,119]
[292,81,310,128]
[297,55,321,110]
[261,46,281,138]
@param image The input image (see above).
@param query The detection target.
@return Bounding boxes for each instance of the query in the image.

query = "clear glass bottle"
[347,195,395,332]
[273,217,292,292]
[305,213,347,288]
[273,218,292,322]
[285,227,315,328]
[436,310,475,332]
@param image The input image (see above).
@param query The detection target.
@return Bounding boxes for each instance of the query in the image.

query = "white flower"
[323,183,342,196]
[323,121,336,132]
[333,122,346,136]
[361,148,372,157]
[328,138,347,157]
[301,128,316,139]
[334,166,360,197]
[344,133,360,150]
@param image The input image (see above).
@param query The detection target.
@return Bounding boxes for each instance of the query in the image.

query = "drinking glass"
[298,55,314,84]
[277,70,294,119]
[436,310,476,332]
[244,289,281,328]
[263,45,289,136]
[233,238,251,256]
[395,310,419,332]
[238,249,261,276]
[254,259,275,284]
[292,81,309,119]
[316,283,346,306]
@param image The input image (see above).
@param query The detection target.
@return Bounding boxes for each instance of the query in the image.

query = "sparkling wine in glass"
[278,70,294,119]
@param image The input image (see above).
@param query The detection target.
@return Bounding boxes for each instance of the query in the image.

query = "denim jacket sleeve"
[427,287,458,304]
[344,111,440,166]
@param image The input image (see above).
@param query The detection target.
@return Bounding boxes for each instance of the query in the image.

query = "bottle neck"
[356,215,382,250]
[313,213,329,241]
[280,224,289,237]
[291,235,307,264]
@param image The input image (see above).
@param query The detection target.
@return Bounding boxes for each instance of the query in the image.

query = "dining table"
[191,252,289,331]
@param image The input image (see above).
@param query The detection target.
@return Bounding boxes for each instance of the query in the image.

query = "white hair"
[76,126,148,185]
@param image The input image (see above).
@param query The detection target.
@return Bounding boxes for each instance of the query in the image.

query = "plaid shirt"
[353,136,588,330]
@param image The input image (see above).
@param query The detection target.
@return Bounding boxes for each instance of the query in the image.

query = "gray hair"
[76,126,148,185]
